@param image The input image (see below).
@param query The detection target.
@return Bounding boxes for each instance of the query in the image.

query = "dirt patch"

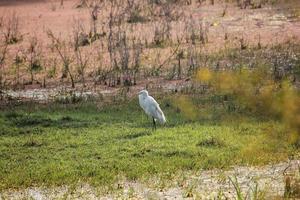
[0,0,46,7]
[1,160,299,199]
[1,78,191,102]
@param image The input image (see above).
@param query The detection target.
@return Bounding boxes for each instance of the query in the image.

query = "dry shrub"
[76,0,87,8]
[75,47,90,87]
[152,20,172,47]
[23,36,43,84]
[12,50,24,88]
[72,18,90,51]
[47,30,76,88]
[0,41,8,89]
[126,0,147,23]
[199,20,209,45]
[0,15,3,28]
[2,12,22,45]
[284,173,300,198]
[50,1,57,11]
[185,15,197,45]
[132,38,143,85]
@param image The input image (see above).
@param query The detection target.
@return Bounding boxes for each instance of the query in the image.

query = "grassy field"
[0,94,298,191]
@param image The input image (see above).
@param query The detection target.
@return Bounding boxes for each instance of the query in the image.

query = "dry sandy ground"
[0,160,299,199]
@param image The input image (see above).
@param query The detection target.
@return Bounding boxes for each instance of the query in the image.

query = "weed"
[196,137,225,148]
[284,173,300,198]
[229,176,244,200]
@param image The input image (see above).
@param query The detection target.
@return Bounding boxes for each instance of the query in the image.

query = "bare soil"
[0,0,300,91]
[0,0,299,46]
[1,160,299,199]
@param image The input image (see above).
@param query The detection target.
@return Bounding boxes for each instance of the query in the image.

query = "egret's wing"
[146,96,159,106]
[146,96,166,124]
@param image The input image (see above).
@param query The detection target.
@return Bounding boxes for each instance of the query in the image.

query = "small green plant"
[229,176,266,200]
[128,186,135,198]
[229,176,244,200]
[183,180,197,198]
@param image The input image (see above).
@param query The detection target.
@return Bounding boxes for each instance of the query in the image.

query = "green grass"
[0,95,297,191]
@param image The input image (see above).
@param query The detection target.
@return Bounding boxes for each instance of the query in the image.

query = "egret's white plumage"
[138,90,166,128]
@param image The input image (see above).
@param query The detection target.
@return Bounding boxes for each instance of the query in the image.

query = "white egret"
[138,90,166,129]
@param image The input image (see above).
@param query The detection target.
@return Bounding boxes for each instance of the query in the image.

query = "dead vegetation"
[47,30,76,88]
[23,36,43,85]
[2,12,22,45]
[0,0,298,92]
[0,41,8,91]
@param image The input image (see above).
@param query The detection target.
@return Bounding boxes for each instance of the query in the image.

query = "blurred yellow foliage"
[196,67,300,145]
[196,68,212,83]
[173,95,198,121]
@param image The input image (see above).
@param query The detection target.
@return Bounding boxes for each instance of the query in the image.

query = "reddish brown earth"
[0,0,299,95]
[0,0,298,46]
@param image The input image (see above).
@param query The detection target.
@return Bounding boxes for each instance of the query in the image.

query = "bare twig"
[47,30,76,88]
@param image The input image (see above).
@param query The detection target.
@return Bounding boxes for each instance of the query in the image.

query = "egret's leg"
[152,117,156,130]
